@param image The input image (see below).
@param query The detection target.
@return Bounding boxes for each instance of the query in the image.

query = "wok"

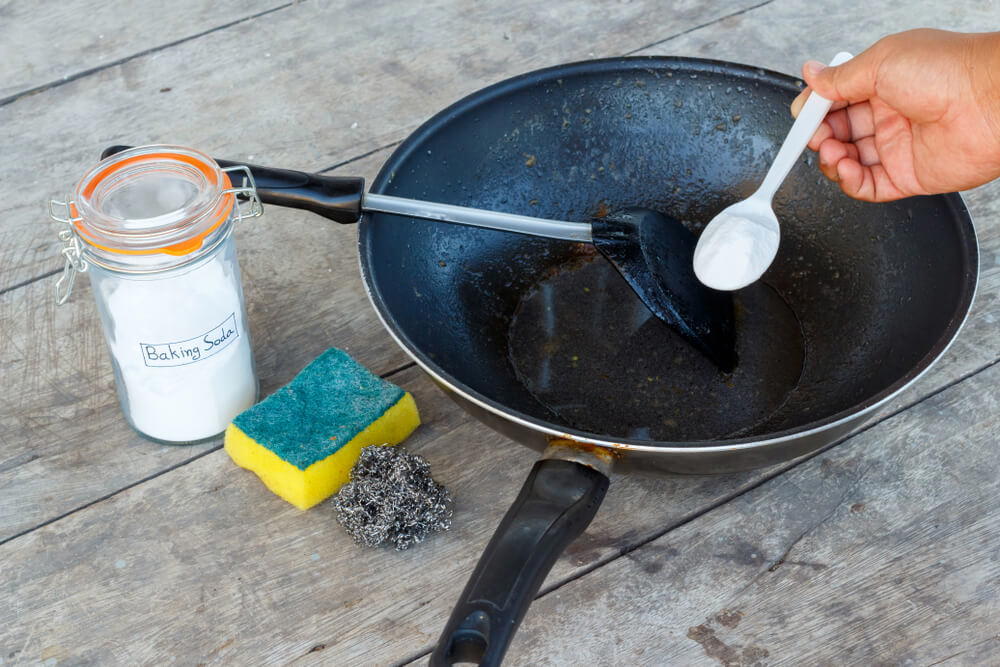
[355,56,977,665]
[113,55,979,665]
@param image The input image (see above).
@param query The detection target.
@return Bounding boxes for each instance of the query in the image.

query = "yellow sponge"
[224,349,420,509]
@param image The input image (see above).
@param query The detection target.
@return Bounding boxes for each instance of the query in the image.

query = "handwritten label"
[140,313,239,368]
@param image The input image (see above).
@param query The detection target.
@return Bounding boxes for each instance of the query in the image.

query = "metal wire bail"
[221,165,264,223]
[49,199,88,305]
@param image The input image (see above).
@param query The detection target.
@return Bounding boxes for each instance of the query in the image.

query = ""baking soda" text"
[141,313,239,368]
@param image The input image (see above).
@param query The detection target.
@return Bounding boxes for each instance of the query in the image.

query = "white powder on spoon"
[693,212,779,291]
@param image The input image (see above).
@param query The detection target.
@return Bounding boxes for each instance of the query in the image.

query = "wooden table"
[3,1,998,664]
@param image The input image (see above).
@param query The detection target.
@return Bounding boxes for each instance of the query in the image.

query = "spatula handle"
[102,145,365,223]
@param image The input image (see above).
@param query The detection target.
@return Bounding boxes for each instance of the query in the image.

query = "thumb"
[803,50,879,103]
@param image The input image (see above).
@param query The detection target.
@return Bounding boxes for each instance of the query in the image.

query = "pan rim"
[359,55,980,452]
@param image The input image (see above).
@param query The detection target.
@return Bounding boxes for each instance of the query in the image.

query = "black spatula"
[592,208,736,370]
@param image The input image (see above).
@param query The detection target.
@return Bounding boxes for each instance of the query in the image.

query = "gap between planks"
[395,354,1000,666]
[0,2,296,108]
[621,0,776,56]
[1,0,775,108]
[0,268,60,299]
[0,359,417,548]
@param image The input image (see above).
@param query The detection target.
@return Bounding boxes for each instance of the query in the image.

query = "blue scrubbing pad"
[224,348,420,508]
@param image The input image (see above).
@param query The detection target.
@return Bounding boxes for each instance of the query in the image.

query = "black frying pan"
[357,57,977,665]
[107,55,978,666]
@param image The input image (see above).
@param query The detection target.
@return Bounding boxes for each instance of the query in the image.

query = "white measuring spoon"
[693,52,853,291]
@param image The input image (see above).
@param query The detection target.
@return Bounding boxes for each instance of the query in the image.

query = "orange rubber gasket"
[74,152,234,257]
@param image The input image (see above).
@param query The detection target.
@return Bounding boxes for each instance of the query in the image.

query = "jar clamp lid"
[49,145,262,304]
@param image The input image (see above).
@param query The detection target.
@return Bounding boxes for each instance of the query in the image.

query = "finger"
[793,87,851,149]
[802,45,882,103]
[867,163,908,202]
[835,158,869,199]
[819,144,843,181]
[807,120,835,151]
[825,108,853,142]
[845,102,875,140]
[818,138,844,181]
[836,160,906,202]
[790,88,809,117]
[817,137,859,181]
[819,103,876,144]
[853,135,880,166]
[791,86,848,118]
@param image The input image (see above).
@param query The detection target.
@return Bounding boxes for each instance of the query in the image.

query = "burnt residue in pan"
[507,255,805,441]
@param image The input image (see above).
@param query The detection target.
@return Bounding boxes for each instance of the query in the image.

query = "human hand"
[791,29,1000,202]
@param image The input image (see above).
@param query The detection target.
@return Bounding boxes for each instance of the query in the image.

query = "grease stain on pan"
[508,256,804,442]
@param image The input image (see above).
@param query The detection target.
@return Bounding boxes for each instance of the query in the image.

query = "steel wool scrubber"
[333,445,453,550]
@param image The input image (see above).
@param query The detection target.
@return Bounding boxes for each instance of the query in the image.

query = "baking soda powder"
[93,243,257,443]
[693,212,779,291]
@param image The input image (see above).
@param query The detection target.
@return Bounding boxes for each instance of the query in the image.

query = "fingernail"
[790,92,806,115]
[804,60,827,76]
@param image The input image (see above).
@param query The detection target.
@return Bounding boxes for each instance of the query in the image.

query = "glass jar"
[50,145,262,444]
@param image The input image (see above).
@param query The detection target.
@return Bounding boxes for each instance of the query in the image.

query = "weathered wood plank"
[0,148,408,543]
[0,0,286,102]
[2,1,999,664]
[0,365,748,665]
[645,0,1000,74]
[4,354,998,665]
[0,0,758,291]
[934,635,1000,667]
[502,360,1000,666]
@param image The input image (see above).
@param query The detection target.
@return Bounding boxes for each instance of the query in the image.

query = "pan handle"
[100,145,365,224]
[430,451,611,666]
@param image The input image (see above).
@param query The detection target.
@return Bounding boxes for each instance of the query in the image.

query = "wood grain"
[2,0,1000,664]
[0,365,756,666]
[644,0,1000,74]
[0,0,286,102]
[4,350,998,665]
[502,361,1000,666]
[0,0,757,291]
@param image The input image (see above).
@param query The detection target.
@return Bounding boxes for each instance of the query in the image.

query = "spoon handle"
[755,52,853,202]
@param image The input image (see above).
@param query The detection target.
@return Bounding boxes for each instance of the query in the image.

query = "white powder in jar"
[98,244,257,443]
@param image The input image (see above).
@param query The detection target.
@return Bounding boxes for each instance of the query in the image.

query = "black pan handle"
[430,456,610,666]
[101,145,365,224]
